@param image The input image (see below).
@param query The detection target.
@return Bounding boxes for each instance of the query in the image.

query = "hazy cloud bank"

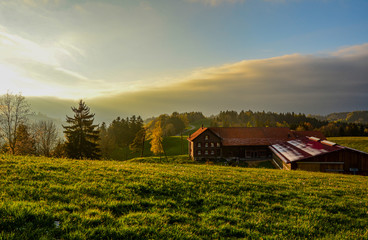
[187,0,287,6]
[28,43,368,123]
[187,0,244,6]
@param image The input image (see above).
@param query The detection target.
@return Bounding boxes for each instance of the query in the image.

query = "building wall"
[190,129,222,160]
[272,153,292,170]
[293,149,368,175]
[222,146,271,160]
[341,148,368,175]
[190,129,274,161]
[295,151,343,172]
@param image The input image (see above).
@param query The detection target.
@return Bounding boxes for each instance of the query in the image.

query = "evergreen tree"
[63,100,100,159]
[98,122,113,159]
[14,124,36,155]
[52,139,66,158]
[129,128,146,157]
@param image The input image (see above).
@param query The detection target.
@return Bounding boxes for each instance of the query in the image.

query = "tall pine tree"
[63,100,101,159]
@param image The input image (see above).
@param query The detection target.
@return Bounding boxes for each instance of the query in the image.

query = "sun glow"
[0,27,104,99]
[0,64,48,97]
[0,64,24,91]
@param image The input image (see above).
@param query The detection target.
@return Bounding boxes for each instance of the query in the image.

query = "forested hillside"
[207,110,368,137]
[313,111,368,124]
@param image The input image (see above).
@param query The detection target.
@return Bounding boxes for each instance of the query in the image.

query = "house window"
[205,150,208,155]
[205,143,208,148]
[211,150,214,155]
[205,135,209,140]
[217,142,221,147]
[197,142,201,148]
[210,142,214,147]
[198,150,201,155]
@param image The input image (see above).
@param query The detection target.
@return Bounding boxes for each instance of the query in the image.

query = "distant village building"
[188,127,368,175]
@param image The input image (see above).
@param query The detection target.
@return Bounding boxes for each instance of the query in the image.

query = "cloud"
[0,26,59,66]
[186,0,290,6]
[0,25,123,98]
[27,43,368,123]
[23,0,62,7]
[187,0,244,6]
[332,43,368,58]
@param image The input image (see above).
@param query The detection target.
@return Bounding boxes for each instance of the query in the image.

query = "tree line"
[0,92,203,160]
[98,111,205,160]
[210,110,368,137]
[0,92,60,156]
[1,92,367,160]
[0,93,99,159]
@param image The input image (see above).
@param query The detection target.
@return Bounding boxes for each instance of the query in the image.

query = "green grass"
[107,120,207,161]
[162,136,188,156]
[108,136,189,161]
[185,119,212,136]
[1,154,368,239]
[126,155,196,164]
[328,136,368,153]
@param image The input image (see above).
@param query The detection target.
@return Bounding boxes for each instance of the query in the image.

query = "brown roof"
[189,127,297,146]
[187,127,209,141]
[292,131,326,140]
[212,127,295,146]
[188,127,327,147]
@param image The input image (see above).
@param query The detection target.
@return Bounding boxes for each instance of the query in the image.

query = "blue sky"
[0,0,368,120]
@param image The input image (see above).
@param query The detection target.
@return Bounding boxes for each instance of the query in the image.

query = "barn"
[188,127,323,161]
[188,127,368,175]
[269,136,368,175]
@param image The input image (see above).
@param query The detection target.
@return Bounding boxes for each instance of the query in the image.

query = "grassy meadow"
[328,136,368,153]
[108,136,189,161]
[184,118,212,136]
[1,154,368,239]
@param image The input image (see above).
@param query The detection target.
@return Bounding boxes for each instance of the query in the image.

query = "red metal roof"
[269,137,344,163]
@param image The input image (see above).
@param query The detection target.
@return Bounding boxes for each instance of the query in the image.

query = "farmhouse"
[188,127,368,175]
[188,127,319,161]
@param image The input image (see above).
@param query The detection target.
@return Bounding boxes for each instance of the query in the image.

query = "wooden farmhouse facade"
[188,127,368,175]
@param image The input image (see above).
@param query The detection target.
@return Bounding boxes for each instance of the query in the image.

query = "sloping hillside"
[325,111,368,124]
[328,137,368,153]
[1,155,368,239]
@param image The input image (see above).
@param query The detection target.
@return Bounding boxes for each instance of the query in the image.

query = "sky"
[0,0,368,122]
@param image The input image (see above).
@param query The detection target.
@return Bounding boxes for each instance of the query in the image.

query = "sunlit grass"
[328,136,368,153]
[1,154,368,239]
